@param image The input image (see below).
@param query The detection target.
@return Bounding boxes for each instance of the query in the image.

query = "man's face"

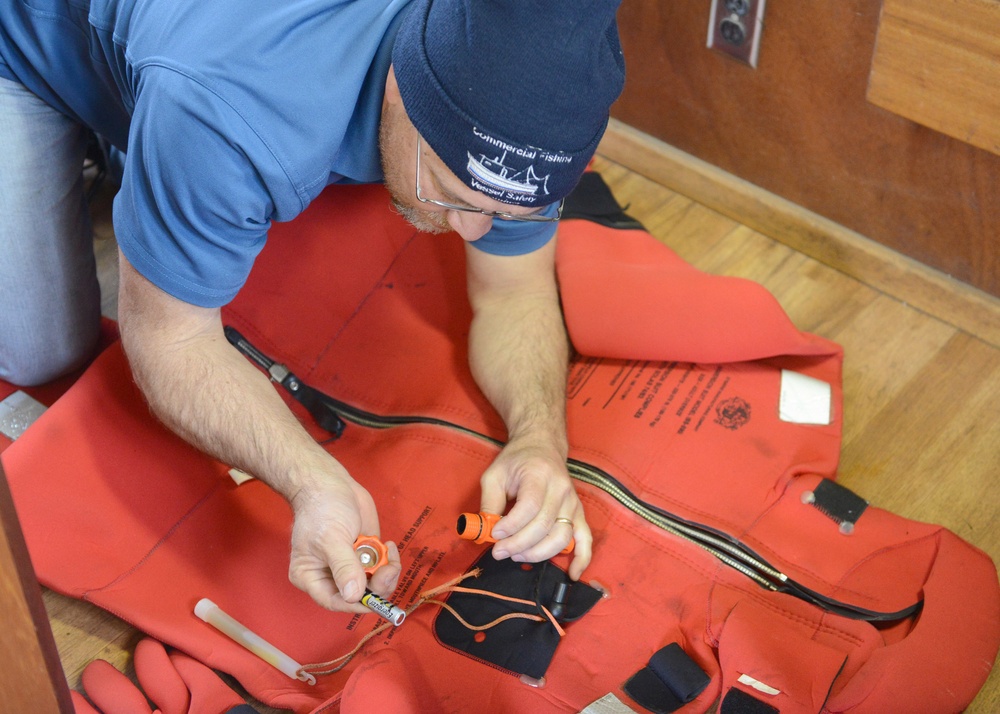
[378,70,547,243]
[378,98,452,236]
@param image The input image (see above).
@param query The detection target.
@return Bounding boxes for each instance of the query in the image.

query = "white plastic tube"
[194,598,316,685]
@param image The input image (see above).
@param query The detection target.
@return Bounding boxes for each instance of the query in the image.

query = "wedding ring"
[554,517,574,526]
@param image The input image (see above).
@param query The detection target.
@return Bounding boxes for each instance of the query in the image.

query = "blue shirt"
[0,0,556,306]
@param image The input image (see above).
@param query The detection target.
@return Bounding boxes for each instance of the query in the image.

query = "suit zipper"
[226,327,921,624]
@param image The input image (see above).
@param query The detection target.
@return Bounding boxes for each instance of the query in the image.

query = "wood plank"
[597,120,1000,348]
[869,0,1000,156]
[830,294,957,445]
[46,590,138,688]
[0,462,73,713]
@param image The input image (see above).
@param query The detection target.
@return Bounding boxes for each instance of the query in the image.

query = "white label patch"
[779,370,832,425]
[579,692,639,714]
[0,391,47,440]
[738,673,781,695]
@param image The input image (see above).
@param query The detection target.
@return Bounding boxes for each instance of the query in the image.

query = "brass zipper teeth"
[337,406,501,445]
[335,402,783,586]
[567,463,784,588]
[325,400,918,621]
[227,330,918,623]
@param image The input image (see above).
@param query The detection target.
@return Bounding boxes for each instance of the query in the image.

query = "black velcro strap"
[623,643,710,713]
[283,378,346,438]
[224,326,345,439]
[720,687,779,714]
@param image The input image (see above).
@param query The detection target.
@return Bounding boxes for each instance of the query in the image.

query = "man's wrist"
[505,424,569,461]
[273,452,353,509]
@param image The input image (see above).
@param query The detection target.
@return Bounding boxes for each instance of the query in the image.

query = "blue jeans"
[0,75,102,385]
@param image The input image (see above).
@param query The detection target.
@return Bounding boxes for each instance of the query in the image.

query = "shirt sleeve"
[469,201,560,256]
[113,66,295,307]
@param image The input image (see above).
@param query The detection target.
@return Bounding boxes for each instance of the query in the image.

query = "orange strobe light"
[353,535,388,575]
[456,512,575,554]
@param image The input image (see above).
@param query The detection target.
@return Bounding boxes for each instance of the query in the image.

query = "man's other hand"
[479,435,592,580]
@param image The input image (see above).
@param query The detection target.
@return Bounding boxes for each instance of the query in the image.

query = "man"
[0,0,625,614]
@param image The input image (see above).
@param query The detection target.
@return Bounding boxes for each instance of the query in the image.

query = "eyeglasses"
[415,136,564,223]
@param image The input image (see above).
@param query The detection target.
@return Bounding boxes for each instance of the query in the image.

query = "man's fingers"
[285,475,385,611]
[479,463,510,527]
[479,443,593,573]
[290,535,368,610]
[493,473,577,557]
[567,519,593,580]
[508,506,590,564]
[291,564,345,611]
[508,529,571,563]
[368,541,402,597]
[490,479,546,541]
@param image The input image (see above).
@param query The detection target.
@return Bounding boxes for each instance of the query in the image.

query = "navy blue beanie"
[392,0,625,208]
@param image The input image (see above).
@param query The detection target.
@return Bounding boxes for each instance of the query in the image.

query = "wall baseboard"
[598,119,1000,349]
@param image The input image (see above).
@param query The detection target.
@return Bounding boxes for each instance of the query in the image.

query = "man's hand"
[117,249,398,612]
[288,476,401,612]
[479,435,592,580]
[464,236,593,580]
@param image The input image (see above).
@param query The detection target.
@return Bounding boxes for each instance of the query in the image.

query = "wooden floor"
[47,156,999,711]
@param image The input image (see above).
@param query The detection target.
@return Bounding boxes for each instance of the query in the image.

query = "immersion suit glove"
[72,638,257,714]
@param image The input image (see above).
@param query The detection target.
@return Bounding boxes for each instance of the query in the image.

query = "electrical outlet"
[707,0,766,68]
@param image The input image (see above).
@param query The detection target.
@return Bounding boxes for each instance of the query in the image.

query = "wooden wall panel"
[869,0,1000,157]
[611,0,1000,298]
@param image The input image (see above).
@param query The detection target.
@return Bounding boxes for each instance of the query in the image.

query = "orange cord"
[421,599,551,631]
[298,568,565,678]
[447,586,565,636]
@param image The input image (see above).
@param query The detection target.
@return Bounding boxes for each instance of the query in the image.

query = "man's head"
[381,0,625,239]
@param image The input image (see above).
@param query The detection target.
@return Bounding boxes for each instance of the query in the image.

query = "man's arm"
[464,237,592,580]
[116,249,400,610]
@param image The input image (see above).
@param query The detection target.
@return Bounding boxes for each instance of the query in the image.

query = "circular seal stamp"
[715,396,751,430]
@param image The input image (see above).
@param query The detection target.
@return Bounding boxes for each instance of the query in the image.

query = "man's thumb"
[329,546,367,604]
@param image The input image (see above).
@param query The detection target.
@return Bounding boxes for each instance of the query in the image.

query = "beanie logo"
[467,152,548,199]
[466,127,573,204]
